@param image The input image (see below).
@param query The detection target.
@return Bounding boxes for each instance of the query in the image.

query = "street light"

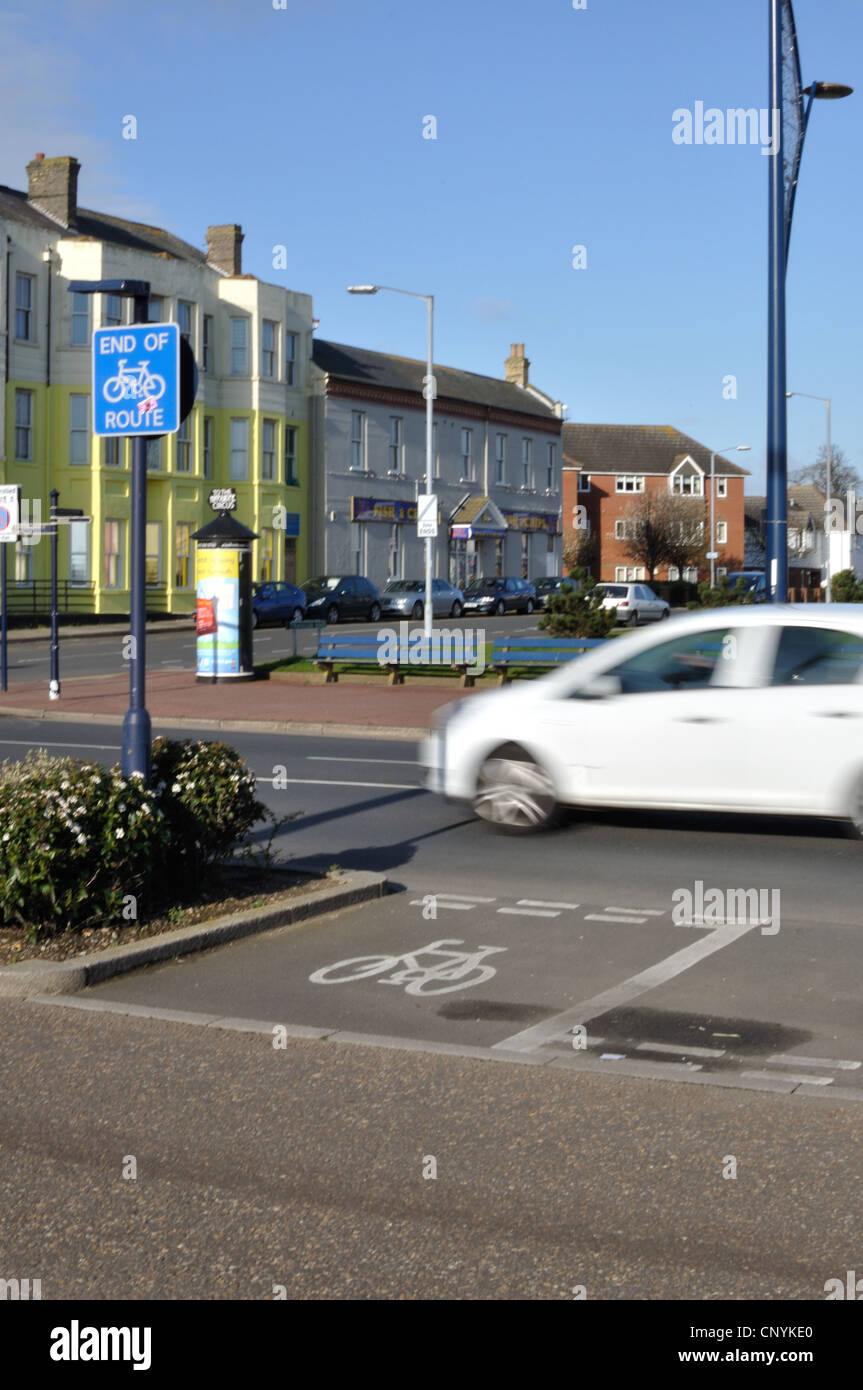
[347,284,435,645]
[787,390,832,600]
[709,445,750,588]
[765,0,852,604]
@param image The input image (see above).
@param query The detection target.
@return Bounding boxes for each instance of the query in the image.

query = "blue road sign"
[92,323,180,437]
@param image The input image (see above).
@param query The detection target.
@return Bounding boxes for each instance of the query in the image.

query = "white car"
[596,582,670,626]
[420,606,863,834]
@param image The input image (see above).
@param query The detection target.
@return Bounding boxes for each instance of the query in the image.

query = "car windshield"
[465,578,502,593]
[384,580,422,592]
[301,577,340,594]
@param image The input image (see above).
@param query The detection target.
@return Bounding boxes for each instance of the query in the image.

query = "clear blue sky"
[2,0,860,492]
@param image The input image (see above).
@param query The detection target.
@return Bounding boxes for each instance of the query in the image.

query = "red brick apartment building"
[562,424,748,583]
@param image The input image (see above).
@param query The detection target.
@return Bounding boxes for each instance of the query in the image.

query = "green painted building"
[1,155,313,615]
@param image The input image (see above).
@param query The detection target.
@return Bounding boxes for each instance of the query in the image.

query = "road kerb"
[0,870,389,999]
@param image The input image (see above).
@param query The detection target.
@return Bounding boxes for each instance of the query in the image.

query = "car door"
[255,584,274,622]
[536,622,765,809]
[504,578,518,612]
[733,623,863,813]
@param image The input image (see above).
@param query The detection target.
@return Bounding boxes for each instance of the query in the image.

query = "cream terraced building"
[0,154,313,614]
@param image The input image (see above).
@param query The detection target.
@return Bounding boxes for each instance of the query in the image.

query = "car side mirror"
[577,675,622,699]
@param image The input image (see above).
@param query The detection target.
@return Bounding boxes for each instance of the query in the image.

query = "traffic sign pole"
[0,543,6,694]
[49,489,60,699]
[122,291,153,782]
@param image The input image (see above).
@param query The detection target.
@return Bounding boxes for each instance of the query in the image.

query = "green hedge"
[0,740,269,937]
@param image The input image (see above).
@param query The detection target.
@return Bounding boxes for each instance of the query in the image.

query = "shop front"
[448,498,561,583]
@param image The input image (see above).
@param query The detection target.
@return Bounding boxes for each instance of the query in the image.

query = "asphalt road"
[1,612,546,685]
[3,718,862,1101]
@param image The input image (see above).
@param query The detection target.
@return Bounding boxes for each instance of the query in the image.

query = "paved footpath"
[0,670,476,736]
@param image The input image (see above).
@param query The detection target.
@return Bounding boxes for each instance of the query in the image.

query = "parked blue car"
[251,581,306,629]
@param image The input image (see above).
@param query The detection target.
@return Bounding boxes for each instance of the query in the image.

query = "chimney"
[26,154,80,228]
[206,224,244,276]
[505,342,529,388]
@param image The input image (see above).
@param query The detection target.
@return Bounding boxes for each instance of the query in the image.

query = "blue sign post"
[92,324,180,437]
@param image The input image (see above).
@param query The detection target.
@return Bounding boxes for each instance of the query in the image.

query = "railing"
[3,581,96,614]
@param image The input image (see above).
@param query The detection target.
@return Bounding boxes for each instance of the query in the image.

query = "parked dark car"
[532,576,581,609]
[726,570,766,602]
[462,576,537,616]
[380,577,465,619]
[300,575,382,624]
[251,581,306,629]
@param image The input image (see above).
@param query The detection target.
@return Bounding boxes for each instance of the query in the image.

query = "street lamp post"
[765,0,851,603]
[709,445,750,588]
[787,390,832,600]
[348,285,435,645]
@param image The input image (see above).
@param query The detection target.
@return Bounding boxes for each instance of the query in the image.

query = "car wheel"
[291,607,304,624]
[411,601,423,620]
[846,776,863,839]
[660,608,670,620]
[326,605,339,625]
[525,598,535,615]
[473,744,560,834]
[495,599,506,616]
[369,602,382,622]
[628,611,639,627]
[451,601,463,618]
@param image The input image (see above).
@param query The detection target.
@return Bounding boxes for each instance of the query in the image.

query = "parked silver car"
[595,582,670,626]
[380,577,464,619]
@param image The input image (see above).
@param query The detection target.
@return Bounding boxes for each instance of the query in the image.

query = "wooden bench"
[489,636,607,684]
[314,632,482,686]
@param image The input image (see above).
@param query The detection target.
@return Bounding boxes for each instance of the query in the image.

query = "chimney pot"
[505,342,530,388]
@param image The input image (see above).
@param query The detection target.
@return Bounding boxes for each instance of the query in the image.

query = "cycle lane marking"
[492,921,759,1054]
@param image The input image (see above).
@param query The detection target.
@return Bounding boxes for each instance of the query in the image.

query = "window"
[105,294,125,327]
[717,567,727,580]
[14,540,33,584]
[104,438,122,468]
[615,566,647,582]
[69,522,90,585]
[520,532,530,579]
[15,273,34,340]
[715,521,728,544]
[176,414,192,472]
[14,390,33,460]
[230,418,249,480]
[388,524,400,578]
[672,471,703,496]
[175,523,191,588]
[104,520,123,588]
[495,434,507,485]
[460,428,474,480]
[578,472,592,493]
[521,438,533,488]
[285,331,297,386]
[261,320,277,377]
[203,416,214,479]
[230,317,248,374]
[350,412,366,470]
[147,296,163,323]
[389,417,403,473]
[145,522,161,586]
[598,627,739,696]
[284,425,298,484]
[546,442,557,491]
[146,437,162,471]
[178,300,194,341]
[683,566,698,583]
[262,419,276,480]
[69,395,90,465]
[259,528,275,582]
[202,315,213,373]
[614,519,631,540]
[284,536,297,583]
[716,477,728,498]
[616,475,645,493]
[770,626,863,687]
[70,292,90,346]
[667,567,680,582]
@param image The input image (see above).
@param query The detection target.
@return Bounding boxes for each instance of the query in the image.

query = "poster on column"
[196,549,240,675]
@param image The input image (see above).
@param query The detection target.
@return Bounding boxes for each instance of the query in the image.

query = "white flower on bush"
[77,834,87,846]
[172,782,182,793]
[115,828,125,840]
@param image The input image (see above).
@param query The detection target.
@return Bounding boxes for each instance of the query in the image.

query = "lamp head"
[804,82,853,100]
[347,285,379,295]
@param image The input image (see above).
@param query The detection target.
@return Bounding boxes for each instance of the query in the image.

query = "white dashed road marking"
[767,1053,861,1071]
[585,913,650,924]
[517,899,580,910]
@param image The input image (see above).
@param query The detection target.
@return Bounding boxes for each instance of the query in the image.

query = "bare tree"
[563,528,597,575]
[620,492,706,580]
[791,445,860,501]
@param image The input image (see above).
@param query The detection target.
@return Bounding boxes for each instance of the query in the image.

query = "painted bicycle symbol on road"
[309,938,507,996]
[102,359,167,404]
